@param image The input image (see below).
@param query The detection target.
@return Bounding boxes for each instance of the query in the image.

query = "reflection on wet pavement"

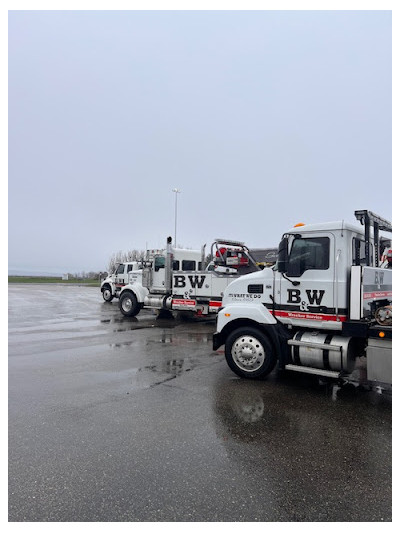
[211,376,391,520]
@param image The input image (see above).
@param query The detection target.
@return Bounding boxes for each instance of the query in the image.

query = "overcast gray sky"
[8,10,392,274]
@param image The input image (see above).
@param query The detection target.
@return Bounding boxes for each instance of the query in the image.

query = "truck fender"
[119,282,148,304]
[217,302,277,332]
[101,278,116,296]
[214,303,278,351]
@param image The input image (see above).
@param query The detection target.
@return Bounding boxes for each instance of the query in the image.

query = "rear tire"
[225,327,277,379]
[119,291,141,317]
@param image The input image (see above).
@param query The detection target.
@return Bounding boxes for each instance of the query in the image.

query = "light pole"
[172,188,181,246]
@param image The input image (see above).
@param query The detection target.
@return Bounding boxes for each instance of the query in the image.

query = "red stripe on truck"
[363,291,392,299]
[273,310,347,322]
[172,299,196,307]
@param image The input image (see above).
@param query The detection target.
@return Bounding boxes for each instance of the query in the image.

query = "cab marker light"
[224,313,231,317]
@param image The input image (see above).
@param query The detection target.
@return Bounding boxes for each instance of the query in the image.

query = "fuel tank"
[143,295,167,309]
[290,331,356,373]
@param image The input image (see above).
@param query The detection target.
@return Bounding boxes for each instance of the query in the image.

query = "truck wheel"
[119,291,141,317]
[225,327,277,379]
[102,285,114,302]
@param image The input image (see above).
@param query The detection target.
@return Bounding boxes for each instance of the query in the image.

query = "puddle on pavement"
[108,341,135,348]
[115,358,198,391]
[212,374,392,449]
[100,316,181,333]
[140,358,190,377]
[107,329,213,350]
[145,330,213,346]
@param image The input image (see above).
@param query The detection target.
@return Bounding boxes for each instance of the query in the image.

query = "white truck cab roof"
[284,220,363,236]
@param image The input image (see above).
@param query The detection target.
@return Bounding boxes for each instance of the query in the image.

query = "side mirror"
[277,237,288,272]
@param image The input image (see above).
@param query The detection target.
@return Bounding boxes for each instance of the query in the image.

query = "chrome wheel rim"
[232,335,265,372]
[103,289,111,300]
[122,297,133,312]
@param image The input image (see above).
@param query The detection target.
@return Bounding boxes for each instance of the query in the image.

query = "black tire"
[102,285,114,302]
[119,291,141,317]
[225,327,277,379]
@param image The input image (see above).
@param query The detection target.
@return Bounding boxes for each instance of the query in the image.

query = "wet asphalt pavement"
[8,284,392,522]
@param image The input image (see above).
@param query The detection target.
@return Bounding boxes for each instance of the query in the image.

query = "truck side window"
[154,257,165,272]
[182,260,196,271]
[287,237,329,277]
[127,264,133,273]
[172,260,180,270]
[116,264,125,275]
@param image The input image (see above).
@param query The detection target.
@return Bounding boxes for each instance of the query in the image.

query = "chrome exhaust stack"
[165,236,173,293]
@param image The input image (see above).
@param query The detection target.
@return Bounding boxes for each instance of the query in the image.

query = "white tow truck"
[118,238,260,318]
[213,210,392,389]
[100,261,144,302]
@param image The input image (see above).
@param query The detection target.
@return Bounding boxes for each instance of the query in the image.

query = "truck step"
[287,339,342,352]
[284,364,340,379]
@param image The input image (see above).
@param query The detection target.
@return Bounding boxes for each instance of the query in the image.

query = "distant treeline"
[8,275,102,285]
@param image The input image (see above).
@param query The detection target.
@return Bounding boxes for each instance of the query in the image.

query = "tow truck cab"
[214,210,392,387]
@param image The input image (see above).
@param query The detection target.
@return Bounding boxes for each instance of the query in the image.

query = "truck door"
[125,263,133,284]
[276,233,338,327]
[151,256,167,292]
[115,263,126,287]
